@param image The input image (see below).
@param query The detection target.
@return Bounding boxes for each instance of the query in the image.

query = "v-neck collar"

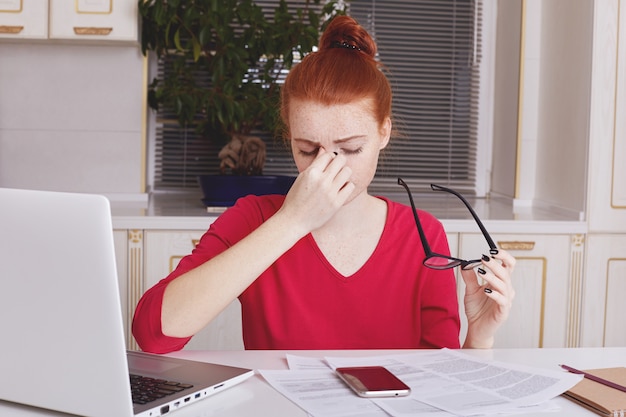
[305,197,392,281]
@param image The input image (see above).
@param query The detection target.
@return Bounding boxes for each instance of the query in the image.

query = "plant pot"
[198,175,296,207]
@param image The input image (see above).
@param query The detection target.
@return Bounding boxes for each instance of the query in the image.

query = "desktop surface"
[1,347,622,417]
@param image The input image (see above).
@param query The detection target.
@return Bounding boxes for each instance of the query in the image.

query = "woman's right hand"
[280,148,355,234]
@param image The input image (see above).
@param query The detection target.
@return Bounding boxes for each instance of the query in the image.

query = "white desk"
[1,347,623,416]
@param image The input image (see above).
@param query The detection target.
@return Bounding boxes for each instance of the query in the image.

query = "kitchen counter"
[110,192,587,234]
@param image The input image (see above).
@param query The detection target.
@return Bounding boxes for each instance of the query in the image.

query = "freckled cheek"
[343,161,371,188]
[290,146,310,173]
[293,156,311,173]
[350,155,380,187]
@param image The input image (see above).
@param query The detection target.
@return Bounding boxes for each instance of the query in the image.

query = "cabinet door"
[113,230,129,343]
[582,235,626,347]
[457,233,580,348]
[144,231,244,350]
[0,0,48,39]
[48,0,138,42]
[586,1,626,233]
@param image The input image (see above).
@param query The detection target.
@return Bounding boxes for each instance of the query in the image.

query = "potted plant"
[138,0,345,206]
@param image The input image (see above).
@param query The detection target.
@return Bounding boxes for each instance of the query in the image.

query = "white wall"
[0,42,145,198]
[491,0,522,200]
[533,0,592,216]
[512,0,592,217]
[0,1,597,210]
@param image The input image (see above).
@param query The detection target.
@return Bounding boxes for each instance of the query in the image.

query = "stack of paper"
[259,349,582,417]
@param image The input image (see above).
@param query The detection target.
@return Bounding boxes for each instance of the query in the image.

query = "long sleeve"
[132,279,192,353]
[131,195,284,353]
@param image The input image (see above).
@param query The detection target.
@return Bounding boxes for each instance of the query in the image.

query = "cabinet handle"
[497,241,535,251]
[0,25,24,34]
[73,27,113,35]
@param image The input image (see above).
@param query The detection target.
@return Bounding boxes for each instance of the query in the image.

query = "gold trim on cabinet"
[571,234,585,248]
[513,256,547,348]
[0,25,23,34]
[603,258,626,346]
[611,0,626,209]
[514,0,527,199]
[75,0,113,14]
[168,241,200,274]
[498,241,535,251]
[73,27,113,35]
[127,230,144,351]
[128,229,142,244]
[0,0,22,13]
[169,256,183,273]
[567,235,585,347]
[140,55,148,194]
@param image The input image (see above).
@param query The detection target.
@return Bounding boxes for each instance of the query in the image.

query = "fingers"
[494,249,517,271]
[460,266,481,292]
[461,250,517,347]
[281,149,354,232]
[479,250,516,305]
[307,149,353,198]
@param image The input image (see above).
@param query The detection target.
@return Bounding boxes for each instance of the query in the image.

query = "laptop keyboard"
[130,374,194,405]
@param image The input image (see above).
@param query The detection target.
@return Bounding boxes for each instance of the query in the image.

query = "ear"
[379,117,392,150]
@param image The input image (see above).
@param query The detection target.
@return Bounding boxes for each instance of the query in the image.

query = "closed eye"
[299,147,362,157]
[298,148,320,157]
[342,147,363,155]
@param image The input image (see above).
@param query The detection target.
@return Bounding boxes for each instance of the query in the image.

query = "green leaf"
[198,26,211,46]
[192,40,201,62]
[173,28,182,51]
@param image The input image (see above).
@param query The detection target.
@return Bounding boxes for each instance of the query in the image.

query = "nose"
[320,146,339,156]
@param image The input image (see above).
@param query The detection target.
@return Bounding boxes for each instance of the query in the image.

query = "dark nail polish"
[477,268,486,275]
[482,254,490,262]
[484,288,493,294]
[490,249,499,255]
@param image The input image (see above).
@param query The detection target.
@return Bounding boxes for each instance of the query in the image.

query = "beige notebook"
[563,367,626,417]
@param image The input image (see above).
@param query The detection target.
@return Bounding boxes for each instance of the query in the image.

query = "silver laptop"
[0,188,253,417]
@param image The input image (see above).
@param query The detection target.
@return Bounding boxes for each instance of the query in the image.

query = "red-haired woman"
[133,15,515,354]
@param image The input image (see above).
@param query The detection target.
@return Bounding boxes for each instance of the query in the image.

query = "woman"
[132,15,515,353]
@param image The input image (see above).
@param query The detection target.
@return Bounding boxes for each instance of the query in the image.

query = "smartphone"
[335,366,411,398]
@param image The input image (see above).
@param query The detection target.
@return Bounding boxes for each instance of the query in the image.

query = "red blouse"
[132,195,460,353]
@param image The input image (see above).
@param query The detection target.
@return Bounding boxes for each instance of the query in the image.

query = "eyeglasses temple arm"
[397,178,434,256]
[430,184,498,250]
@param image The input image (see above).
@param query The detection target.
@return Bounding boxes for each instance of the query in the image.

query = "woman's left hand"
[460,250,516,348]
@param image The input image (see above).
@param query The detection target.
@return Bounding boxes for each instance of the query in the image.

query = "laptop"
[0,188,254,417]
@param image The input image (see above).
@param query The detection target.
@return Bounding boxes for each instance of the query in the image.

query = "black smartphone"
[335,366,411,398]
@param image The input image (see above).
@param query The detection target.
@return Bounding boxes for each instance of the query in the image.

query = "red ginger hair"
[280,15,392,140]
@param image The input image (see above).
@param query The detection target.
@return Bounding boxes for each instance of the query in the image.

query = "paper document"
[260,349,581,417]
[259,369,390,417]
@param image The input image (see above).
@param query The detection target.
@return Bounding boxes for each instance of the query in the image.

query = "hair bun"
[319,15,377,58]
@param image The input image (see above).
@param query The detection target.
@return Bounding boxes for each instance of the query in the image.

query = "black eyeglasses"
[397,178,498,270]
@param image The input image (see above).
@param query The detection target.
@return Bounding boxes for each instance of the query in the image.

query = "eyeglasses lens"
[424,257,461,270]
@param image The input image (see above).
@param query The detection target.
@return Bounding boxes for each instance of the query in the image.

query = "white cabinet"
[581,235,626,347]
[446,232,459,258]
[578,0,626,348]
[49,0,138,42]
[0,0,48,39]
[586,0,626,233]
[113,230,129,343]
[142,230,244,351]
[0,0,137,42]
[456,233,584,349]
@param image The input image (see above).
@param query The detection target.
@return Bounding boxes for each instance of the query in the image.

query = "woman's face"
[289,98,391,202]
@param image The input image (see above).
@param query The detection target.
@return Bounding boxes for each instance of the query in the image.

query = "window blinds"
[151,0,482,196]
